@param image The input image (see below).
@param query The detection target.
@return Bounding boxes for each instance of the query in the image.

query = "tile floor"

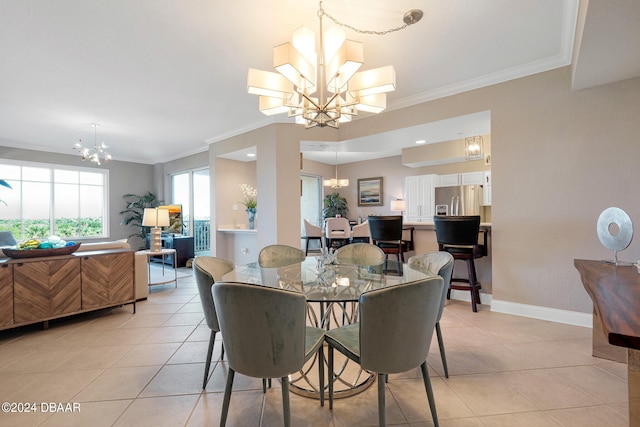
[0,269,629,427]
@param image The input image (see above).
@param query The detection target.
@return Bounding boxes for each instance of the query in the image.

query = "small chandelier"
[248,1,422,129]
[465,136,484,160]
[324,150,349,189]
[74,123,112,165]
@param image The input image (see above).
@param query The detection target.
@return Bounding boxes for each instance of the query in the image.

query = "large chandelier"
[248,1,422,129]
[74,123,112,165]
[324,150,348,188]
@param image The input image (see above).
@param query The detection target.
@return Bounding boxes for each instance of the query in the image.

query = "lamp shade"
[142,208,170,227]
[157,208,170,227]
[390,200,406,211]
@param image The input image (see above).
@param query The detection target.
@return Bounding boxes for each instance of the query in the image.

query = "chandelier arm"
[321,92,339,110]
[300,92,322,110]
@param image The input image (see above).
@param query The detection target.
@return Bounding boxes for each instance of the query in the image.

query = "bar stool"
[433,215,486,312]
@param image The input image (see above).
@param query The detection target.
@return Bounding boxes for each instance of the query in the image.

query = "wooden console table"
[574,259,640,426]
[0,249,135,331]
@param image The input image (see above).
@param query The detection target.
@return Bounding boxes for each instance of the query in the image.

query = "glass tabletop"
[221,256,434,303]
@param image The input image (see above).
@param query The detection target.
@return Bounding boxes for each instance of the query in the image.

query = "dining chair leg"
[377,373,386,427]
[220,368,235,427]
[318,348,325,407]
[203,330,216,389]
[328,346,334,409]
[220,342,224,361]
[435,322,449,378]
[281,376,291,427]
[262,378,272,393]
[420,361,439,427]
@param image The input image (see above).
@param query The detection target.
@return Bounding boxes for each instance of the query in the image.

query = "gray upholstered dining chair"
[258,244,305,268]
[325,276,445,427]
[335,242,385,266]
[213,282,326,426]
[193,256,235,389]
[408,252,454,378]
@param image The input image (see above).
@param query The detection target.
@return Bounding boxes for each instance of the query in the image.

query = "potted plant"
[323,192,349,219]
[239,184,257,229]
[119,192,163,247]
[0,179,11,206]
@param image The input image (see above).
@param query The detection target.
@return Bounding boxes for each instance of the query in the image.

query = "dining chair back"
[303,218,324,255]
[335,243,385,266]
[325,276,445,426]
[258,244,305,268]
[367,215,410,263]
[408,252,454,377]
[350,220,371,243]
[433,215,485,312]
[325,217,351,249]
[213,282,326,425]
[193,256,235,389]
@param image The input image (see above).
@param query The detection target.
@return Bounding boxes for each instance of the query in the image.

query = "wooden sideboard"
[0,249,135,331]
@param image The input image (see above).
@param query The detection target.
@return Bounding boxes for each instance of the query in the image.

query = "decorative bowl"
[2,243,81,259]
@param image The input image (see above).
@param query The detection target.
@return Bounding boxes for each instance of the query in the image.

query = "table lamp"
[390,199,406,216]
[143,207,170,252]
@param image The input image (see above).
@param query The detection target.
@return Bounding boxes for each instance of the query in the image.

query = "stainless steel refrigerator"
[434,185,484,220]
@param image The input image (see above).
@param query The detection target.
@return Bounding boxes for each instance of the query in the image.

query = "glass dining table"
[221,256,434,399]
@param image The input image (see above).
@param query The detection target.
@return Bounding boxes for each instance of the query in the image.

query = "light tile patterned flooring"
[0,269,629,426]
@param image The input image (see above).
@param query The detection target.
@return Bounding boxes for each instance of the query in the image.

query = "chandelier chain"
[318,1,412,36]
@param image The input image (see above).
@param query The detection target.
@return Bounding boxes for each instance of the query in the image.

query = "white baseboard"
[449,291,592,328]
[449,289,493,307]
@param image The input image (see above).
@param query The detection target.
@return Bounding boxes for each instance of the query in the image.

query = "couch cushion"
[76,240,131,252]
[0,231,17,246]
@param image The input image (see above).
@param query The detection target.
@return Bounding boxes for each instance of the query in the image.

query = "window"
[300,174,323,233]
[171,169,210,254]
[0,159,109,241]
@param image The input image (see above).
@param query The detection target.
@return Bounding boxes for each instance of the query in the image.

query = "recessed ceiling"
[0,0,637,165]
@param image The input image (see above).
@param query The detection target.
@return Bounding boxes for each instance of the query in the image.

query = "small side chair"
[325,276,445,427]
[258,244,305,268]
[335,243,385,266]
[303,218,324,255]
[408,252,454,378]
[213,282,326,426]
[193,256,235,389]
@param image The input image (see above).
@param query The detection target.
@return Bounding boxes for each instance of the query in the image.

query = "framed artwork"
[158,204,183,234]
[358,177,383,206]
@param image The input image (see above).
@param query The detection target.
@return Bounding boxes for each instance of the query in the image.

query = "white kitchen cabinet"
[405,174,437,222]
[437,174,460,187]
[438,171,485,187]
[461,171,485,185]
[482,171,492,206]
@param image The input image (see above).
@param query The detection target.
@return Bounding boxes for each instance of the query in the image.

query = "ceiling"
[1,0,639,165]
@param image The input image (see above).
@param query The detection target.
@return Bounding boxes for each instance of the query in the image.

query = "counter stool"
[433,215,487,312]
